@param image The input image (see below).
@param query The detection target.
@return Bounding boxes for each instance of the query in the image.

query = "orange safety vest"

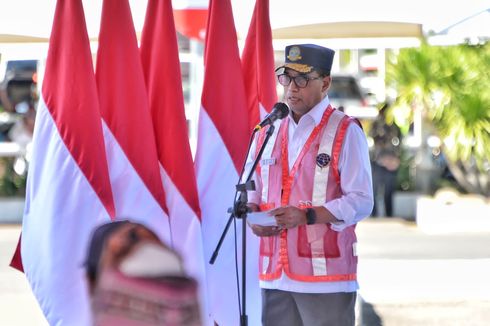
[255,106,359,282]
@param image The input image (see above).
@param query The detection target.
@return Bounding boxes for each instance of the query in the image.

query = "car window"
[329,76,363,100]
[5,60,37,78]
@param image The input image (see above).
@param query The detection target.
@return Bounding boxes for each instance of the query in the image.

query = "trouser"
[372,163,397,217]
[261,289,356,326]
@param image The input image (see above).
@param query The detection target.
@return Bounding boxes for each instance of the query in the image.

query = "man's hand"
[247,203,281,237]
[247,203,260,212]
[270,206,307,229]
[249,224,281,237]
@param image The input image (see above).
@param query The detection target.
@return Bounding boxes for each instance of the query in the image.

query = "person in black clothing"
[369,103,402,217]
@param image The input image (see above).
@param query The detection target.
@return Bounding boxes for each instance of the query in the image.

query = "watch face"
[306,208,316,225]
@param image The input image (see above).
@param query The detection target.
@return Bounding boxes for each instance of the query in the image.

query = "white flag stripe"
[101,121,172,242]
[160,165,210,323]
[259,101,269,121]
[22,97,112,326]
[160,165,204,278]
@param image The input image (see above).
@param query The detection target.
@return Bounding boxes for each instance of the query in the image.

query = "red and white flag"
[140,0,210,323]
[241,0,277,130]
[95,0,171,243]
[194,0,261,324]
[14,0,115,324]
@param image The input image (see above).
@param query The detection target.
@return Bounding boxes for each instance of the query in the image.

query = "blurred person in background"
[369,103,402,217]
[85,220,202,326]
[7,102,36,148]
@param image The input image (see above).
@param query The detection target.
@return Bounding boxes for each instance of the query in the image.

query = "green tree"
[387,41,490,196]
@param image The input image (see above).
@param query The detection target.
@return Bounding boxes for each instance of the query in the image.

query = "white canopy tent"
[0,0,488,43]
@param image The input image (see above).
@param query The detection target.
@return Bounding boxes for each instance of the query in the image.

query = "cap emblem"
[287,46,302,62]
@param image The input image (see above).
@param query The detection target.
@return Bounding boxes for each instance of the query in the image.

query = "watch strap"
[305,208,316,225]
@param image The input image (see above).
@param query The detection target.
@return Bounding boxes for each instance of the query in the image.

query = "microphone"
[254,102,290,131]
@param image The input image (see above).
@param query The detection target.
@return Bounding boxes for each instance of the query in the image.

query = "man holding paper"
[246,44,373,326]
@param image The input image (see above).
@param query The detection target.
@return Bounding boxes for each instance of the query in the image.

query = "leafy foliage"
[387,41,490,196]
[0,157,27,196]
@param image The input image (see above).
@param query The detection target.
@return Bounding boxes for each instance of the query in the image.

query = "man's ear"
[322,75,332,93]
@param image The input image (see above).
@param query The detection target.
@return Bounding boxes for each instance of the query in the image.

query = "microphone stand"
[209,124,276,326]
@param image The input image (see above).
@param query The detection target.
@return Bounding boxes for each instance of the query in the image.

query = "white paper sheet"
[247,211,277,227]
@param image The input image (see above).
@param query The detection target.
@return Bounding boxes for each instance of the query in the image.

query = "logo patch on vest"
[316,153,331,168]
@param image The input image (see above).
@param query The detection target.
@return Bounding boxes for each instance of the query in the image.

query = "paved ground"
[1,218,490,325]
[356,218,490,326]
[0,224,47,326]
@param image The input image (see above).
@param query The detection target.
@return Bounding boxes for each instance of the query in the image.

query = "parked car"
[328,74,378,119]
[0,59,38,113]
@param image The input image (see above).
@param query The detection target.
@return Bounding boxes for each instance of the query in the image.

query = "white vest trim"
[309,109,344,276]
[259,119,282,204]
[312,109,345,206]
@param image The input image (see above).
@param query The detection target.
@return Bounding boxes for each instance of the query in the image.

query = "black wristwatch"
[305,208,316,225]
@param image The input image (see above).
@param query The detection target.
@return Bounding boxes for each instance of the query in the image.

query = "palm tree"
[386,41,490,196]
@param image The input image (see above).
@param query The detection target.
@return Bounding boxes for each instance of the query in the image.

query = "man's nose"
[289,80,300,91]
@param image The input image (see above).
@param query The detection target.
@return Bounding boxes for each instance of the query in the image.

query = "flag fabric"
[241,0,277,130]
[194,0,261,325]
[140,0,210,323]
[95,0,171,244]
[15,0,115,324]
[10,235,23,272]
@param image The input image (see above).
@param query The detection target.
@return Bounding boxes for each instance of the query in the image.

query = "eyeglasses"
[277,74,322,88]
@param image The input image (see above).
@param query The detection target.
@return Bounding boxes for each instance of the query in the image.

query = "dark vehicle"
[0,60,38,113]
[329,74,378,119]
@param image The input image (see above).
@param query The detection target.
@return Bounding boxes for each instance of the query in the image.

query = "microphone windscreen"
[273,102,289,119]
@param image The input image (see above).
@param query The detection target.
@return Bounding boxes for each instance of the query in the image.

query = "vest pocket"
[323,226,341,258]
[297,224,340,258]
[259,202,276,257]
[260,237,276,257]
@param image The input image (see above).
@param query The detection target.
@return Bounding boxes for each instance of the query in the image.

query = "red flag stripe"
[41,0,115,217]
[9,235,23,272]
[140,0,201,218]
[242,0,277,131]
[96,0,167,213]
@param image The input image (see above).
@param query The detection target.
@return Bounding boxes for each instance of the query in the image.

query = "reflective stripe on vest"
[255,120,282,204]
[312,109,345,206]
[255,120,282,275]
[308,109,344,276]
